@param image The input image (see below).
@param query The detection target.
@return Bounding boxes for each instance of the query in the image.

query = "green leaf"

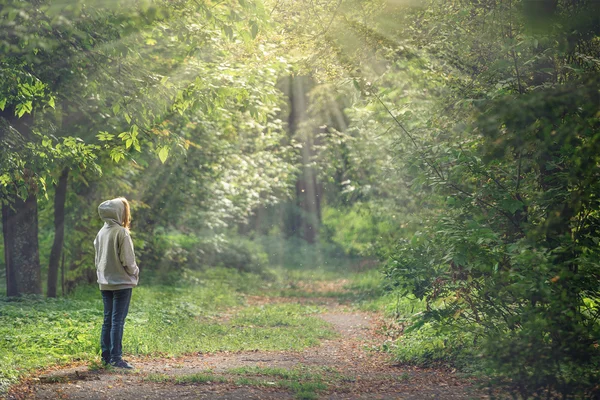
[250,21,259,39]
[110,148,125,163]
[158,146,169,163]
[0,98,6,111]
[47,96,55,109]
[500,199,524,214]
[0,174,11,186]
[404,317,427,333]
[224,26,233,40]
[15,101,33,117]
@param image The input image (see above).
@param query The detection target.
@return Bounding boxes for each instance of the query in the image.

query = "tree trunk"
[1,106,40,296]
[2,191,42,296]
[2,203,18,296]
[47,167,69,297]
[295,171,321,243]
[281,75,322,242]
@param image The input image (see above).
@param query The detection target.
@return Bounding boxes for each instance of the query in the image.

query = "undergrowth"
[0,252,471,396]
[0,266,340,393]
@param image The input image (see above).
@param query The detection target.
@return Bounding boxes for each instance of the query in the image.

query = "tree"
[1,0,278,295]
[273,0,600,395]
[361,0,600,396]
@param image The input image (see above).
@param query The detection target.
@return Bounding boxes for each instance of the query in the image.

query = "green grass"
[175,373,228,384]
[142,372,228,385]
[143,373,173,383]
[227,365,336,381]
[142,366,332,400]
[229,366,329,399]
[0,254,386,395]
[258,267,388,305]
[0,267,337,393]
[230,366,330,399]
[143,372,227,384]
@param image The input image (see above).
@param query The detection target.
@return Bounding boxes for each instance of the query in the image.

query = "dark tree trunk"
[47,167,69,297]
[1,107,41,296]
[2,203,17,296]
[282,75,322,243]
[295,171,321,243]
[61,251,65,296]
[2,191,42,296]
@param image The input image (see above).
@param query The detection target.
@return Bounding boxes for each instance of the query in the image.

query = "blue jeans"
[101,288,132,363]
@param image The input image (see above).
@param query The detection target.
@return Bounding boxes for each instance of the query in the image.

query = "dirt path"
[8,296,486,400]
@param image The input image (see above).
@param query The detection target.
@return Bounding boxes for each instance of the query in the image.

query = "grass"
[0,249,388,394]
[228,365,331,399]
[0,266,341,393]
[142,365,332,400]
[144,372,228,384]
[0,235,488,396]
[227,365,337,381]
[260,267,422,320]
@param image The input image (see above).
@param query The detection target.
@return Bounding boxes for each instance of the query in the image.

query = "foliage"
[391,322,478,370]
[321,204,395,257]
[364,1,600,397]
[139,230,268,273]
[270,0,600,396]
[259,234,354,271]
[1,0,297,294]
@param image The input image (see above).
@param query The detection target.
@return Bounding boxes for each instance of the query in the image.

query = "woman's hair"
[117,197,131,230]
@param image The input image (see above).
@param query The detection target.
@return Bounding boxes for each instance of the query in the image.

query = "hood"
[98,198,124,226]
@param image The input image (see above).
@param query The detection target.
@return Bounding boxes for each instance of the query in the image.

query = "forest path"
[10,282,486,400]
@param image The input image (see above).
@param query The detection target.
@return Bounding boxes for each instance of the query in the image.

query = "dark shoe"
[102,358,111,366]
[110,360,134,369]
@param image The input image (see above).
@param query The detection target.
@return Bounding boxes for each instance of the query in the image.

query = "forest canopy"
[1,0,599,398]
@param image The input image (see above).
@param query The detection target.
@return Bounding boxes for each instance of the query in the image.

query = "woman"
[94,197,139,369]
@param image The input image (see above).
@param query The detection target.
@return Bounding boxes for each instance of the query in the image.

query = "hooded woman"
[94,197,139,369]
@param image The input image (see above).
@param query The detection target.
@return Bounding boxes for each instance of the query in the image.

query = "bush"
[258,235,353,271]
[321,204,396,258]
[139,230,269,274]
[392,321,479,371]
[203,237,268,273]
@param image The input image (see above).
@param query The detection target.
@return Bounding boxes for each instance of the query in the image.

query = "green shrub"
[259,235,353,271]
[138,230,269,274]
[321,204,396,258]
[206,237,268,273]
[392,321,479,371]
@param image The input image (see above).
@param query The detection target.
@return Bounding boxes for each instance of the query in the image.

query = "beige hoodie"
[94,199,139,290]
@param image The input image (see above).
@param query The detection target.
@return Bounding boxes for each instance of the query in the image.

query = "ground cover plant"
[4,264,488,400]
[0,267,338,393]
[143,366,334,400]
